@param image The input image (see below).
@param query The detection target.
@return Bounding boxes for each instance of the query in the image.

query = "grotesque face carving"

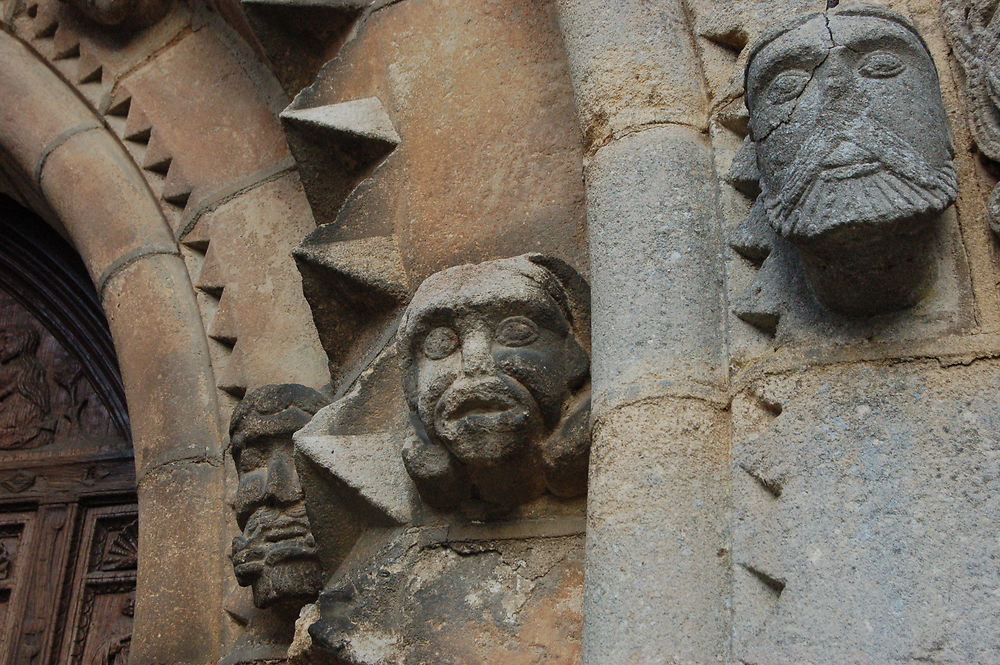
[399,255,591,508]
[229,384,327,610]
[741,4,957,315]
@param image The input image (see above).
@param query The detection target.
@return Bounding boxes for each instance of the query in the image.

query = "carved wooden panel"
[0,196,128,441]
[7,504,77,665]
[58,506,137,665]
[0,511,36,664]
[0,291,119,451]
[0,198,136,665]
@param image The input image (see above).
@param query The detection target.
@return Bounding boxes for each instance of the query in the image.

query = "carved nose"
[822,47,858,102]
[460,331,495,377]
[265,455,303,505]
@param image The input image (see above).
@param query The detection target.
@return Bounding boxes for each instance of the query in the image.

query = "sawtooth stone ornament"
[229,384,327,612]
[398,254,591,509]
[740,3,957,316]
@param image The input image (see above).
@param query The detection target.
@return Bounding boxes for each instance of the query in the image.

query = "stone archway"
[0,31,226,665]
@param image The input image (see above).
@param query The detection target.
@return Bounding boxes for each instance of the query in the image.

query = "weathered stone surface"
[229,384,327,612]
[0,34,99,174]
[132,461,225,665]
[100,253,219,477]
[585,126,727,413]
[40,129,177,285]
[294,231,408,383]
[5,1,1000,664]
[732,360,1000,664]
[121,27,290,208]
[585,396,730,665]
[190,172,330,391]
[307,529,583,665]
[281,97,400,227]
[290,0,588,284]
[221,589,297,665]
[738,5,956,316]
[398,254,591,508]
[293,345,412,576]
[239,0,365,97]
[555,0,710,148]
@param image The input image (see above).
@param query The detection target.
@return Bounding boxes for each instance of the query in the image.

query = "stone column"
[554,2,731,664]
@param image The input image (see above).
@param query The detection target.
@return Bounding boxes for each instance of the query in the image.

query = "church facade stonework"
[0,0,997,664]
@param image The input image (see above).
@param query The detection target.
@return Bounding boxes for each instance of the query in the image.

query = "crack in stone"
[753,14,835,145]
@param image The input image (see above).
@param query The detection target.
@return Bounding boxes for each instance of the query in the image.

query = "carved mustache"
[434,377,531,425]
[231,532,318,581]
[243,504,311,541]
[765,114,957,237]
[231,505,317,579]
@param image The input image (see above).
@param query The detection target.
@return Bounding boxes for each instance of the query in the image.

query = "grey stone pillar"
[555,2,730,663]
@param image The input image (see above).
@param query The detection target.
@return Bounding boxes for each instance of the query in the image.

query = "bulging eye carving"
[858,51,905,79]
[767,70,811,103]
[495,316,539,347]
[422,327,459,360]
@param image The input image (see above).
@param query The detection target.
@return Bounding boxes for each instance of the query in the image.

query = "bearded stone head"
[229,384,327,611]
[398,254,591,509]
[742,3,957,315]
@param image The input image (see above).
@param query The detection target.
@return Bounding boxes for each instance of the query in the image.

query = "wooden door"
[0,196,135,665]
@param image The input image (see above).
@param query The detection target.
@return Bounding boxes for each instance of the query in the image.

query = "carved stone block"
[398,254,591,508]
[738,4,957,316]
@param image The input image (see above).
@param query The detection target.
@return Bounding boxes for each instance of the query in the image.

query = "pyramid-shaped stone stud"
[280,97,400,226]
[293,232,408,381]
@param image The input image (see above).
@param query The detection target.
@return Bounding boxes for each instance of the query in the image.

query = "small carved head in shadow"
[741,3,956,314]
[398,254,591,509]
[229,384,327,610]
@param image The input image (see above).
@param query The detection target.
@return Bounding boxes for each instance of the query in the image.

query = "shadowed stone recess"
[63,0,172,30]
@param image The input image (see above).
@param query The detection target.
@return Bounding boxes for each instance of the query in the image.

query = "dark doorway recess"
[0,196,137,665]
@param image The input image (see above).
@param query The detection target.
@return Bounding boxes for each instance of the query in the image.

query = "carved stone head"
[743,3,956,314]
[229,384,327,610]
[398,254,591,508]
